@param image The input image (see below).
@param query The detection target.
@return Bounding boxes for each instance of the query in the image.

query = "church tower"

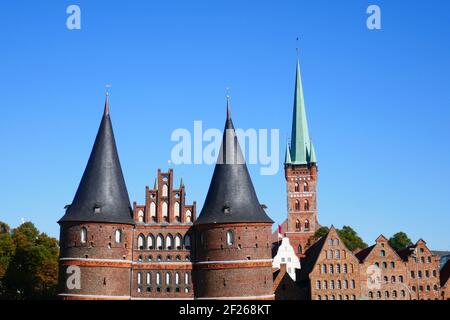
[285,58,319,257]
[193,97,274,300]
[58,95,135,300]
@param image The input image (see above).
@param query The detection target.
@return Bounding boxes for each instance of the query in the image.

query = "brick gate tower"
[193,98,274,300]
[58,94,135,300]
[284,59,319,258]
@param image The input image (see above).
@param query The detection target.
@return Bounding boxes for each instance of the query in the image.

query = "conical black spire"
[59,95,134,225]
[195,98,273,225]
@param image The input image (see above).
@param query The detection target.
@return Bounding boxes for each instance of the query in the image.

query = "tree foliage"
[313,225,367,252]
[0,221,59,300]
[388,232,412,251]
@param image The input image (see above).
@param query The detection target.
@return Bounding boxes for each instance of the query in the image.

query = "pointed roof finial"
[226,87,231,120]
[104,84,112,115]
[296,37,300,60]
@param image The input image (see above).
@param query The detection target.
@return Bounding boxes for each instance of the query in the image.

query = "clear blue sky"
[0,0,449,250]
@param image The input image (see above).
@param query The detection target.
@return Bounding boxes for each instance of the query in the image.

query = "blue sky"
[0,0,449,250]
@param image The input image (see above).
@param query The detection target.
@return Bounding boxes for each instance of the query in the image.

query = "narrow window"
[166,234,173,249]
[303,182,308,192]
[294,183,299,192]
[295,219,300,230]
[162,184,168,197]
[137,234,145,250]
[156,234,164,250]
[226,230,234,246]
[304,200,310,211]
[185,210,192,223]
[138,210,144,223]
[175,234,182,249]
[174,202,181,222]
[115,229,122,243]
[184,234,191,249]
[80,227,87,243]
[304,220,310,231]
[295,200,300,211]
[150,202,156,222]
[162,202,168,222]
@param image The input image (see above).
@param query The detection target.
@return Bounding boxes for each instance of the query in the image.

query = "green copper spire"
[309,140,317,164]
[285,143,292,164]
[290,59,314,165]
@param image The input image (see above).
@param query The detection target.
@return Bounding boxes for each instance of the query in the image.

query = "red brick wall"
[194,223,274,299]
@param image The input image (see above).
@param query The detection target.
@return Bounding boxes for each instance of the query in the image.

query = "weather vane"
[296,37,300,58]
[105,83,112,96]
[226,86,231,98]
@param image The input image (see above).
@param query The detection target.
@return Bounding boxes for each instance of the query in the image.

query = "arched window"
[175,272,180,285]
[369,292,374,299]
[295,220,301,230]
[162,202,168,222]
[298,245,303,254]
[391,276,396,283]
[304,220,310,231]
[147,234,154,249]
[166,234,173,249]
[150,202,156,222]
[335,250,340,259]
[336,264,341,273]
[146,273,151,285]
[80,227,87,243]
[185,273,189,285]
[138,210,144,223]
[166,272,171,285]
[304,200,310,211]
[174,202,181,222]
[137,272,142,285]
[343,264,348,273]
[226,230,234,246]
[138,234,145,250]
[337,280,342,289]
[156,234,164,250]
[156,273,161,286]
[380,250,386,257]
[323,280,328,289]
[322,264,327,274]
[316,280,321,289]
[399,275,404,283]
[295,200,300,211]
[162,184,168,197]
[115,229,122,243]
[351,280,355,289]
[294,183,300,192]
[185,210,192,223]
[184,234,191,249]
[175,234,182,249]
[344,280,348,289]
[390,261,395,269]
[393,290,397,298]
[334,239,340,246]
[382,262,387,269]
[329,264,334,274]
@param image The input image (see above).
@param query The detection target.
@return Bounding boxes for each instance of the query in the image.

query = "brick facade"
[193,223,274,299]
[131,169,196,299]
[284,163,319,257]
[297,226,361,300]
[357,236,410,300]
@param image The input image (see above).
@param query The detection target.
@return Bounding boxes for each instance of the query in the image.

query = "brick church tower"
[58,95,135,300]
[284,59,319,258]
[193,98,274,300]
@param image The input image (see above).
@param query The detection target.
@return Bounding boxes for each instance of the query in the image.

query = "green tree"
[3,222,59,300]
[388,232,412,251]
[337,226,368,252]
[0,222,15,295]
[314,226,330,239]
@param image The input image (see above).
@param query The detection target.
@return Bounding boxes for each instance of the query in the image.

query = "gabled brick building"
[397,240,441,300]
[131,169,196,299]
[356,235,409,300]
[297,226,361,300]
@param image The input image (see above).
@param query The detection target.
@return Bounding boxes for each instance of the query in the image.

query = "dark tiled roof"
[397,245,417,261]
[195,102,273,225]
[296,235,327,281]
[432,250,450,257]
[59,98,134,225]
[355,245,375,263]
[441,260,450,287]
